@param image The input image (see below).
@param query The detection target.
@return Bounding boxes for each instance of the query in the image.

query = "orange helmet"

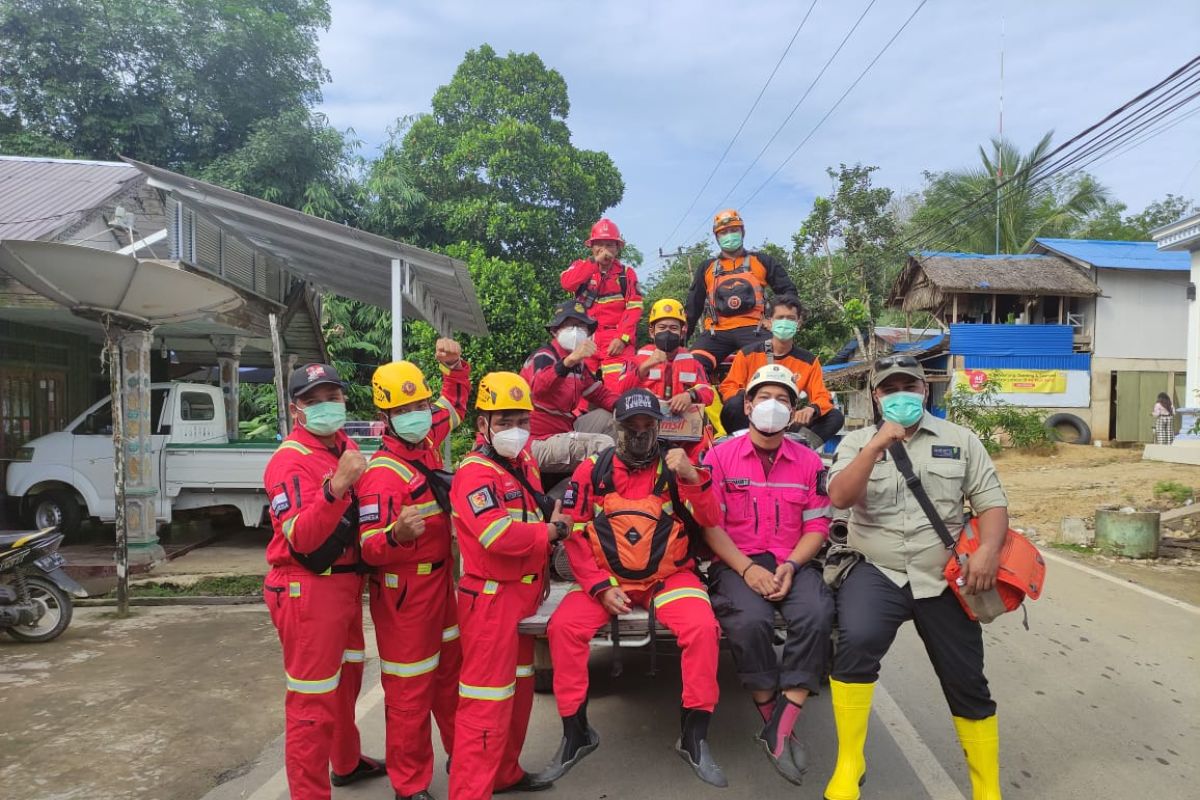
[585,218,624,247]
[712,209,745,234]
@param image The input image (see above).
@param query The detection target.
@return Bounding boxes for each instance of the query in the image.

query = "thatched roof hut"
[889,252,1100,313]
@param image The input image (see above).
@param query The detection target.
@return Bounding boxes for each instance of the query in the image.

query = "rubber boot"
[953,715,1002,800]
[823,680,874,800]
[756,697,805,785]
[536,703,600,783]
[331,755,386,787]
[396,792,435,800]
[674,707,728,788]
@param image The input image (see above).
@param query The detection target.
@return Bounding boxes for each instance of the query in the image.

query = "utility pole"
[995,10,1005,254]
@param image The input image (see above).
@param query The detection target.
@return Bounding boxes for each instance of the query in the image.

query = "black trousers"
[720,391,846,443]
[833,561,995,719]
[709,553,835,694]
[690,326,771,375]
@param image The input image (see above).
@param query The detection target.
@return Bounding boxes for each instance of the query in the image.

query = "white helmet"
[746,363,799,405]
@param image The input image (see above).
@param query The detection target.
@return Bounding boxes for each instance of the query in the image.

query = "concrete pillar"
[1179,252,1200,441]
[119,328,163,560]
[211,335,246,441]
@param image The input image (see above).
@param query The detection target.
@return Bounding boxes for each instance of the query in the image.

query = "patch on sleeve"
[359,493,381,524]
[816,469,829,497]
[503,488,524,501]
[562,481,579,509]
[467,486,498,516]
[931,445,962,459]
[269,483,291,518]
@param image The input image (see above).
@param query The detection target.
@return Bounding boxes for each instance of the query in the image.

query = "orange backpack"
[585,450,692,592]
[705,254,766,324]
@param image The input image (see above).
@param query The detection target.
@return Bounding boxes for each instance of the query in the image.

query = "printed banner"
[955,368,1068,394]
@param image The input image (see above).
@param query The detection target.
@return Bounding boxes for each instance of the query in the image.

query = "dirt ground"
[0,605,286,800]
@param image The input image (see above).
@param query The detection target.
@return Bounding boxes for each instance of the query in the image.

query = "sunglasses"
[875,354,921,370]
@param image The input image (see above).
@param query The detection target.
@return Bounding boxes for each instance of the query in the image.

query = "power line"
[740,0,929,210]
[656,0,819,251]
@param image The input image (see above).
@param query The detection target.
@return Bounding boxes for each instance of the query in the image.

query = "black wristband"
[786,559,802,575]
[551,520,568,543]
[322,478,337,504]
[740,562,755,578]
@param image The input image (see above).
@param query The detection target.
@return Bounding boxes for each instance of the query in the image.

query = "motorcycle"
[1,527,87,643]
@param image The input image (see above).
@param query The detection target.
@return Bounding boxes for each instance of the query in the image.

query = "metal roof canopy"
[124,158,489,353]
[1033,237,1191,271]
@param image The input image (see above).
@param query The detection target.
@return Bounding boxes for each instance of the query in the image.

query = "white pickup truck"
[4,382,375,537]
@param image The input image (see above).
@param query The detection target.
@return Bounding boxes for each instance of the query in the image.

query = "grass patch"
[104,574,264,598]
[1153,480,1194,506]
[1048,542,1095,555]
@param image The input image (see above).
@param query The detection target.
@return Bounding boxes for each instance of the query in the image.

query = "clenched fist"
[639,348,668,377]
[564,337,597,367]
[391,505,427,542]
[435,338,463,367]
[606,337,627,357]
[600,585,632,615]
[664,447,699,484]
[870,420,908,452]
[330,450,367,497]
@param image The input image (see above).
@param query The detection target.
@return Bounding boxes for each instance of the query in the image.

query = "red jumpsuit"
[357,361,469,796]
[618,346,716,460]
[521,341,619,441]
[559,258,643,379]
[448,448,551,800]
[262,426,366,800]
[548,456,723,717]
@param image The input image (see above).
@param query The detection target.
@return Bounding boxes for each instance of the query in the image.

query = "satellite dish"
[0,240,243,327]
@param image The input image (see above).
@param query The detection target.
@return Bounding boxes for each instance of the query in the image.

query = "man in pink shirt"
[702,363,834,787]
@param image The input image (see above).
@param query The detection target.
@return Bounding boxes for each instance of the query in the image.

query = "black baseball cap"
[288,363,346,399]
[546,299,598,334]
[614,388,665,422]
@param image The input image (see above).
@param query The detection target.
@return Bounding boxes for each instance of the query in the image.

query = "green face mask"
[717,231,743,252]
[301,401,346,436]
[772,319,798,341]
[391,409,433,443]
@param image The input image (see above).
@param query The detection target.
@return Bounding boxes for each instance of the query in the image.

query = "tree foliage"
[1074,194,1199,241]
[0,0,330,166]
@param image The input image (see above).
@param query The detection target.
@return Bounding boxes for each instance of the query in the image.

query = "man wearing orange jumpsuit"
[262,363,385,800]
[538,388,728,788]
[448,372,573,799]
[358,339,469,800]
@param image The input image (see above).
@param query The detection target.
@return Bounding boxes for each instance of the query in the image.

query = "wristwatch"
[551,520,569,543]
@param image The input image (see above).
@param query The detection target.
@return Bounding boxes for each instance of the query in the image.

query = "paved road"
[203,551,1199,799]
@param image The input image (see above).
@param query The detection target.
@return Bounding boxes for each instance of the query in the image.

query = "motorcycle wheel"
[6,576,73,643]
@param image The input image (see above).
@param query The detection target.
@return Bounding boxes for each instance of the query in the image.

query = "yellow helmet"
[712,208,745,234]
[476,371,533,412]
[648,298,686,326]
[372,361,431,409]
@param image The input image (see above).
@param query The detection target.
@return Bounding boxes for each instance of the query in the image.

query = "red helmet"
[585,218,624,247]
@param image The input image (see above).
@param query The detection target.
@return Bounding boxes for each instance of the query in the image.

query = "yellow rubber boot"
[823,680,875,800]
[953,715,1002,800]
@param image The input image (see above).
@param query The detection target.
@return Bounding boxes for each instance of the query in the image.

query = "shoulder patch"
[562,481,580,510]
[932,445,962,459]
[359,493,382,524]
[467,486,498,516]
[269,482,291,518]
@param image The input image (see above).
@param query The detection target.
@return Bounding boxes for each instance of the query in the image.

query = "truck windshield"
[74,389,170,435]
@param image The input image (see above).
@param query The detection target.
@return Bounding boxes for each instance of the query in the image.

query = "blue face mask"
[391,409,433,443]
[879,391,924,427]
[300,401,346,436]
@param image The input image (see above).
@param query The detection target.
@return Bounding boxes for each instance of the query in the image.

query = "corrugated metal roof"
[963,354,1091,370]
[1033,238,1190,271]
[0,156,143,242]
[948,323,1075,356]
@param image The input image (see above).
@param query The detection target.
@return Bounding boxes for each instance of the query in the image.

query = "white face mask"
[491,426,530,458]
[750,398,792,435]
[556,326,589,352]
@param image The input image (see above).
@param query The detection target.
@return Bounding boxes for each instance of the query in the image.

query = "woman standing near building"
[1153,392,1176,445]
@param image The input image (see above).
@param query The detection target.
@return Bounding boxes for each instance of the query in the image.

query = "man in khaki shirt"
[823,355,1008,800]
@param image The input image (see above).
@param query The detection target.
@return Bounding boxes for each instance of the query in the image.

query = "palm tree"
[910,133,1110,254]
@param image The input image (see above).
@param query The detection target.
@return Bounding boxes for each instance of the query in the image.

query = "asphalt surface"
[201,550,1199,800]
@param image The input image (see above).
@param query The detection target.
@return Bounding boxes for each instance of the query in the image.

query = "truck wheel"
[534,667,554,694]
[1044,413,1091,445]
[28,491,82,538]
[6,576,73,643]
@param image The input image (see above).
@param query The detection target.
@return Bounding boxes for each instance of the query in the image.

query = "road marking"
[873,682,967,800]
[1040,550,1200,615]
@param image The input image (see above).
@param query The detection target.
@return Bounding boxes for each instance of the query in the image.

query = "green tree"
[385,44,625,277]
[1075,194,1198,241]
[907,133,1109,254]
[0,0,330,167]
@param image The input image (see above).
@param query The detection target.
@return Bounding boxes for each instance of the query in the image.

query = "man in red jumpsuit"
[448,372,573,799]
[559,218,643,383]
[358,339,469,800]
[538,388,728,788]
[262,363,384,800]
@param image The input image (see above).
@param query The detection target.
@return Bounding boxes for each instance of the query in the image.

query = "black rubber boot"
[397,791,435,800]
[755,696,806,785]
[330,755,386,786]
[493,771,554,793]
[674,707,728,788]
[536,703,600,783]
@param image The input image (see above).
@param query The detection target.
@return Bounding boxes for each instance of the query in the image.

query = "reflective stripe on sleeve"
[803,505,833,521]
[367,456,415,482]
[482,580,499,595]
[276,441,311,456]
[442,625,460,642]
[288,581,301,597]
[385,573,399,589]
[479,517,513,549]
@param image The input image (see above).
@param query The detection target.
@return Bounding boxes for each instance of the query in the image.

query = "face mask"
[300,401,346,436]
[491,426,530,458]
[391,409,433,443]
[749,398,792,435]
[717,231,744,252]
[771,319,798,341]
[615,425,659,469]
[556,326,588,352]
[879,391,925,427]
[653,331,682,353]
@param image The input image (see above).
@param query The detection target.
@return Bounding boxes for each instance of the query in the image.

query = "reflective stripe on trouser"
[264,568,365,800]
[449,576,541,800]
[547,570,720,717]
[369,567,461,796]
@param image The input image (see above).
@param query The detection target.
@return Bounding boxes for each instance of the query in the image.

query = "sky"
[316,0,1200,276]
